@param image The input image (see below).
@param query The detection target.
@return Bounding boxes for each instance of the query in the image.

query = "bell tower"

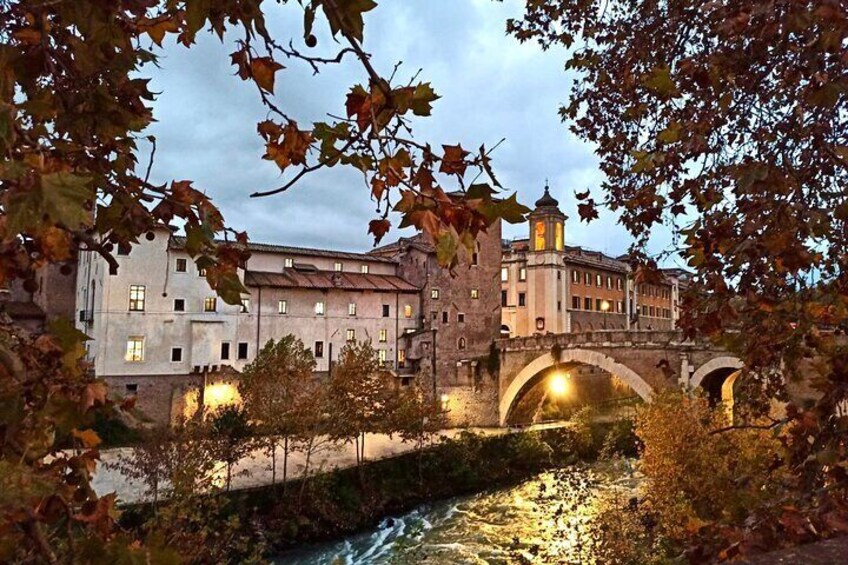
[526,182,568,334]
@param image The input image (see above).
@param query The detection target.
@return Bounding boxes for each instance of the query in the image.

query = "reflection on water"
[277,461,639,564]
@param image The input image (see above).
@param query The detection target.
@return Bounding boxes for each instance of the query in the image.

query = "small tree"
[389,376,447,484]
[208,405,253,492]
[238,336,316,486]
[326,341,396,468]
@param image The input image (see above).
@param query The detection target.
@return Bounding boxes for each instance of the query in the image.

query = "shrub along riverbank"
[119,419,637,559]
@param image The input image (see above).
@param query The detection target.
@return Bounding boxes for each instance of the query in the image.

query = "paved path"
[93,423,566,504]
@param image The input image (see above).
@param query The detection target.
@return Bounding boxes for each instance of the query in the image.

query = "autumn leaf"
[439,144,470,176]
[72,428,102,448]
[577,200,599,222]
[435,231,458,266]
[368,219,391,243]
[643,65,678,97]
[5,172,93,237]
[251,57,284,93]
[410,83,440,116]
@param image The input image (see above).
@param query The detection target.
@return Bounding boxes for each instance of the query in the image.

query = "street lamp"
[601,300,610,329]
[549,373,569,396]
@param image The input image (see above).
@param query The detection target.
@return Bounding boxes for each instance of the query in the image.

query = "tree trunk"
[298,436,314,506]
[271,441,277,485]
[226,462,232,492]
[283,436,289,494]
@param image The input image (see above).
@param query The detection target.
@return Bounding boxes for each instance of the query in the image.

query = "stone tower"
[526,183,568,334]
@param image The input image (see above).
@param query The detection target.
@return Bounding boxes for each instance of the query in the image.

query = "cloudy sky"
[145,0,678,262]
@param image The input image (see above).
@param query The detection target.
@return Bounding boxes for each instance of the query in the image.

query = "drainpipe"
[328,341,333,378]
[431,327,437,399]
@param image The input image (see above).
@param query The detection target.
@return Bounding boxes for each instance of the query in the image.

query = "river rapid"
[277,460,640,564]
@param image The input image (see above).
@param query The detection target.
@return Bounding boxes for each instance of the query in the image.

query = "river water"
[277,460,640,564]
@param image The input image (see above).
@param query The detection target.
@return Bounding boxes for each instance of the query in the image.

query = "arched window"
[534,221,546,250]
[458,337,467,350]
[555,222,563,251]
[500,325,511,337]
[572,321,582,333]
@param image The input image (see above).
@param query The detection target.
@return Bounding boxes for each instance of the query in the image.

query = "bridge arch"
[499,348,655,426]
[690,356,743,389]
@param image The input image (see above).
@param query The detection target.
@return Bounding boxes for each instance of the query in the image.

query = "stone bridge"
[496,330,743,425]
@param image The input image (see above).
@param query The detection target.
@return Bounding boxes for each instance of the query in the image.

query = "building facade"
[501,185,684,338]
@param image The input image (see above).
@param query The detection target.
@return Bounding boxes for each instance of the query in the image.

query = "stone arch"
[499,348,654,425]
[690,356,744,389]
[572,321,582,332]
[500,325,511,337]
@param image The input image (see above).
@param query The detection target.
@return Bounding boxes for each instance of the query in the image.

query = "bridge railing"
[496,329,691,351]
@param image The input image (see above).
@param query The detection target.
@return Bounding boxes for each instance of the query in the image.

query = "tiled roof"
[170,236,397,264]
[369,233,434,256]
[245,270,419,293]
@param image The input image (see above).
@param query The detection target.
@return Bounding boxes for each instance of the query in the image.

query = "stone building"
[370,221,503,426]
[501,184,682,338]
[1,262,77,332]
[75,226,423,424]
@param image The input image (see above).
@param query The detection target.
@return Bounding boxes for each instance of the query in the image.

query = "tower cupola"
[529,181,567,252]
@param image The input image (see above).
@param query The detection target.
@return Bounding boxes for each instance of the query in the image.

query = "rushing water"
[277,460,640,564]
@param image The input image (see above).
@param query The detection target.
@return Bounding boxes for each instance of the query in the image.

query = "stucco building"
[501,185,684,338]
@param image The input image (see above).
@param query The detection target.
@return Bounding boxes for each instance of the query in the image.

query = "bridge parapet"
[496,330,695,352]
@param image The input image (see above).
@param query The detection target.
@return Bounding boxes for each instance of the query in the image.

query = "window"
[378,349,387,365]
[458,337,467,350]
[458,313,465,323]
[175,258,187,272]
[128,285,146,312]
[596,274,602,287]
[519,267,527,281]
[198,268,207,277]
[470,289,479,299]
[117,242,131,256]
[125,383,138,396]
[334,261,343,272]
[204,297,217,312]
[555,222,563,251]
[584,272,591,285]
[558,300,562,311]
[237,342,248,360]
[584,297,592,310]
[472,252,479,266]
[125,337,144,362]
[617,301,624,313]
[404,304,412,318]
[348,303,357,316]
[501,290,507,307]
[240,298,250,313]
[572,296,580,309]
[431,288,440,300]
[315,301,325,316]
[171,347,183,362]
[284,258,293,268]
[518,292,526,307]
[379,329,388,342]
[596,298,603,311]
[606,275,612,289]
[382,304,390,317]
[360,264,370,274]
[649,306,655,317]
[501,267,509,282]
[442,311,449,324]
[346,329,355,342]
[398,349,406,368]
[278,299,288,314]
[221,342,230,360]
[617,277,623,290]
[572,269,580,283]
[557,271,562,280]
[534,221,546,250]
[431,310,438,320]
[314,341,324,358]
[173,298,185,312]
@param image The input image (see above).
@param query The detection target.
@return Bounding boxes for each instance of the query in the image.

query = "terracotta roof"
[169,236,397,264]
[370,233,434,256]
[245,270,419,293]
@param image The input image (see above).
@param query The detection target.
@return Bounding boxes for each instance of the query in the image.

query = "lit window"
[128,285,146,312]
[584,272,591,284]
[346,329,355,342]
[519,267,527,281]
[555,222,563,251]
[360,264,370,274]
[240,298,250,313]
[314,341,324,358]
[534,221,546,250]
[431,288,440,300]
[606,276,612,289]
[398,349,406,368]
[572,269,580,283]
[284,258,293,268]
[334,261,343,272]
[198,268,207,277]
[175,258,187,272]
[171,347,183,362]
[596,274,602,287]
[501,267,509,282]
[617,277,623,290]
[348,303,357,316]
[278,300,288,314]
[174,298,185,312]
[470,289,479,299]
[237,342,248,360]
[315,301,325,316]
[379,329,387,342]
[125,337,144,362]
[404,304,412,318]
[378,349,387,365]
[204,297,217,312]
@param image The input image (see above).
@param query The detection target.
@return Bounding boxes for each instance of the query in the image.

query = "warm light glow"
[204,383,241,413]
[600,300,610,312]
[440,394,450,411]
[549,373,569,396]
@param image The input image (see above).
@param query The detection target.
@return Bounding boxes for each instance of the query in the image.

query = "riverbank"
[119,420,636,557]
